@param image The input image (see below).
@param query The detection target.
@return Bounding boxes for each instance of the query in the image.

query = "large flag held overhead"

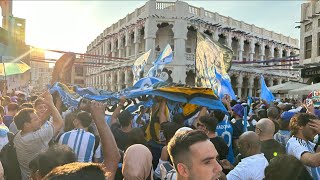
[195,32,233,91]
[147,44,173,78]
[260,75,275,104]
[132,50,151,83]
[215,68,236,100]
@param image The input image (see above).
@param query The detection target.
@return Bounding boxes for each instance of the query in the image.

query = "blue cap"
[232,104,244,117]
[281,111,296,122]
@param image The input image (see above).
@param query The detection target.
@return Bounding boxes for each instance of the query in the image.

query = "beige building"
[299,0,320,84]
[86,0,299,97]
[71,57,86,87]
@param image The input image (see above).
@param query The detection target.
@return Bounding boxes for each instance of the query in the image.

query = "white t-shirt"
[286,136,320,178]
[227,153,268,180]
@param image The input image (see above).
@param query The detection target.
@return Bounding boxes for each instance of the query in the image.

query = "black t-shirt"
[261,139,285,162]
[232,119,254,140]
[111,123,130,151]
[210,137,229,160]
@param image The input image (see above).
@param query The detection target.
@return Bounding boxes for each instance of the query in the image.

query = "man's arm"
[193,106,208,128]
[301,152,320,167]
[90,101,120,179]
[158,98,168,125]
[41,91,63,136]
[110,97,126,125]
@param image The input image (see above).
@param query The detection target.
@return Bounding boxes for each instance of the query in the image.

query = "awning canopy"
[258,81,307,94]
[288,83,320,96]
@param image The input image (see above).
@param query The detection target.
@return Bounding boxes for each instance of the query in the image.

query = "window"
[305,22,312,32]
[75,65,84,76]
[318,32,320,56]
[305,35,312,59]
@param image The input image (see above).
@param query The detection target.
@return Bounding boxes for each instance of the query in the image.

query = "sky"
[11,1,304,56]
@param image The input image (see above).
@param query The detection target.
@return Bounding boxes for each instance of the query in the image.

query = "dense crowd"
[0,91,318,180]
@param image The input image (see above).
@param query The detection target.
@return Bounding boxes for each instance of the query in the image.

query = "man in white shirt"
[286,113,320,179]
[222,131,269,180]
[13,91,63,180]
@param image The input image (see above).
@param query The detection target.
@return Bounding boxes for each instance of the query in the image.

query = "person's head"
[127,128,147,147]
[14,108,41,132]
[264,155,312,180]
[212,110,225,122]
[267,107,279,121]
[198,115,219,135]
[19,103,33,110]
[255,118,275,140]
[279,111,296,130]
[118,110,133,128]
[36,144,76,178]
[7,103,19,114]
[64,112,77,132]
[289,113,319,141]
[238,131,261,158]
[173,113,185,125]
[122,144,153,180]
[231,104,244,119]
[1,96,10,106]
[163,122,183,144]
[34,98,47,117]
[167,130,222,180]
[73,111,92,128]
[43,162,106,180]
[257,109,268,120]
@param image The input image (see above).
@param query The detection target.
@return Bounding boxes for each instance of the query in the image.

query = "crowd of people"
[0,90,318,180]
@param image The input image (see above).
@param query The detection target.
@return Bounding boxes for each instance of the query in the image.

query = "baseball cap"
[280,111,296,122]
[232,104,244,117]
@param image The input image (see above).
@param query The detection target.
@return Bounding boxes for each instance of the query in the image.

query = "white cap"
[175,127,193,135]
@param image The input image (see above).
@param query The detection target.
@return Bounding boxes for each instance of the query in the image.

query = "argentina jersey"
[286,136,320,179]
[58,129,95,162]
[215,115,235,164]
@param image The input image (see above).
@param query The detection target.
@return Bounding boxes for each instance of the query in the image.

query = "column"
[117,70,123,90]
[134,26,140,58]
[144,18,157,63]
[236,73,243,98]
[213,28,219,41]
[125,31,131,58]
[248,76,255,97]
[226,32,232,48]
[111,39,116,57]
[249,39,255,61]
[269,78,274,87]
[173,19,188,83]
[106,40,111,56]
[269,44,275,65]
[259,42,265,61]
[238,36,244,61]
[118,35,123,58]
[124,69,129,88]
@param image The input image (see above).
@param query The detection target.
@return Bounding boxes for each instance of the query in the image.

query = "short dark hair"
[76,112,92,128]
[168,130,208,169]
[43,162,106,180]
[162,122,183,143]
[14,108,35,130]
[267,107,279,119]
[64,112,77,132]
[212,110,225,122]
[118,110,133,127]
[7,103,19,111]
[172,113,185,125]
[38,144,76,177]
[264,155,312,180]
[199,115,219,132]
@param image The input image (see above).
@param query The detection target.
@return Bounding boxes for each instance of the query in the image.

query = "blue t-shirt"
[216,117,235,164]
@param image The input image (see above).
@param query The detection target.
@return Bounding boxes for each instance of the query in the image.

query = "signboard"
[301,66,320,78]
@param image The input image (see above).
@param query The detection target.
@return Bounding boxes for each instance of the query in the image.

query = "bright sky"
[12,1,303,55]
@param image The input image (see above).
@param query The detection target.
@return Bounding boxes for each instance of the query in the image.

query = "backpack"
[0,132,22,180]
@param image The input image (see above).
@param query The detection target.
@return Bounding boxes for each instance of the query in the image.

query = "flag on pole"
[260,75,275,104]
[132,50,151,83]
[215,68,236,100]
[147,44,173,77]
[195,32,233,93]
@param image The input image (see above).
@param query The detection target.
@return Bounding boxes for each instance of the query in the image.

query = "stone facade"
[85,0,299,97]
